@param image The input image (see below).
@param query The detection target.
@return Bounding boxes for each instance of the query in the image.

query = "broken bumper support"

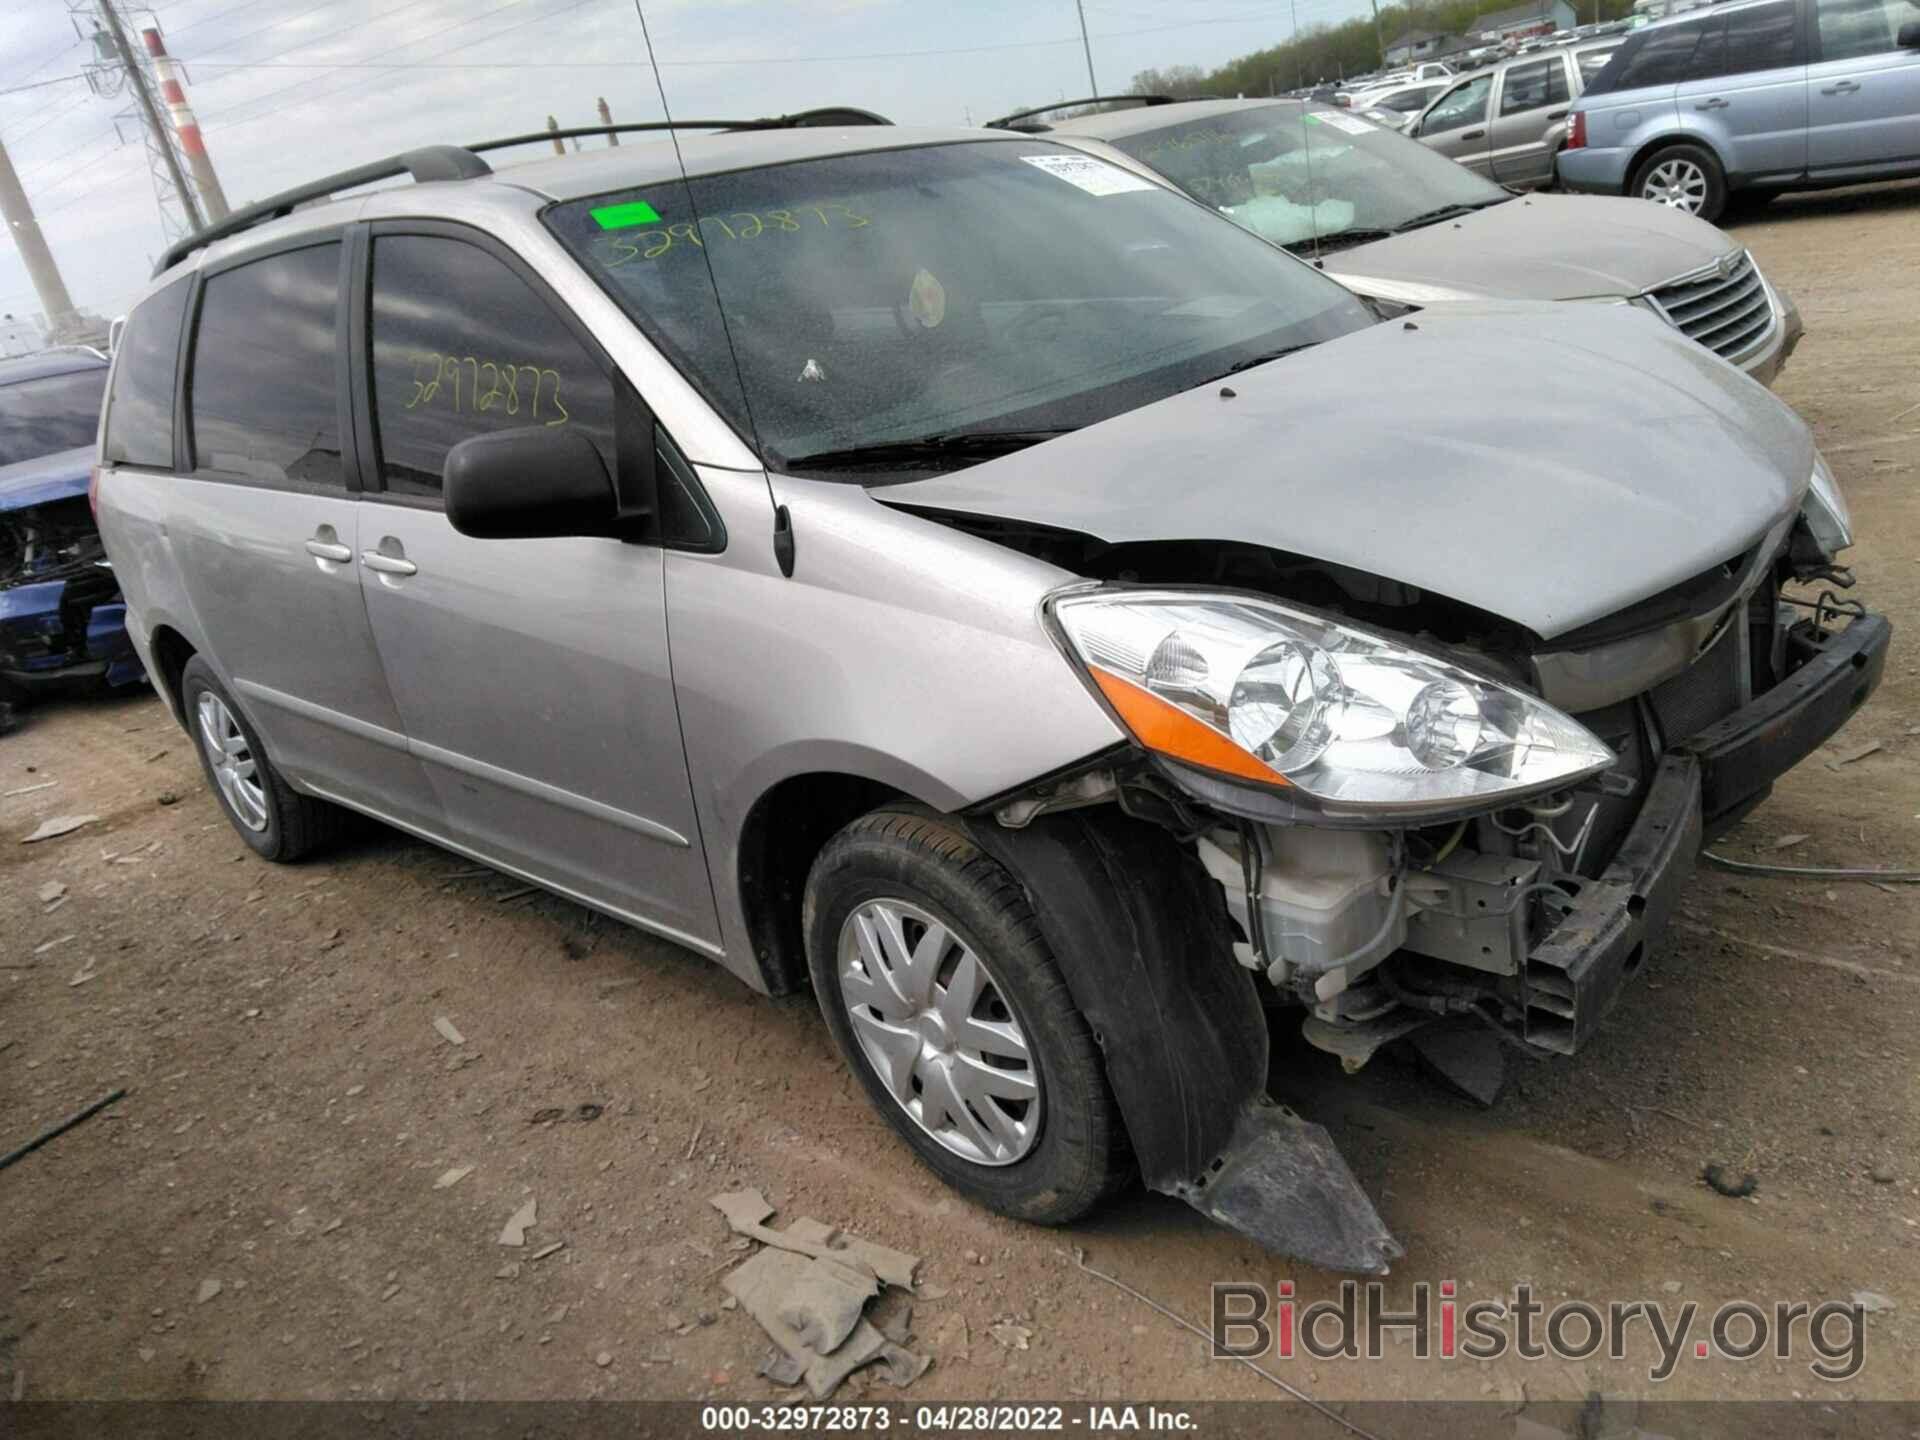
[1523,611,1891,1055]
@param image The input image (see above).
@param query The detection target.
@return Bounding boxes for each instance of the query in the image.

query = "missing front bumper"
[1522,611,1890,1054]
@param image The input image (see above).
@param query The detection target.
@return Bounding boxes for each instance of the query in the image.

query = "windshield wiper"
[1281,227,1395,255]
[1389,197,1511,233]
[781,428,1075,474]
[1204,343,1320,383]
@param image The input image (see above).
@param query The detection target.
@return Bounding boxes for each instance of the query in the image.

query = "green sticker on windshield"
[591,200,663,230]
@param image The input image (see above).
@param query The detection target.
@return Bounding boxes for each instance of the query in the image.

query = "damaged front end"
[965,476,1887,1275]
[0,454,142,719]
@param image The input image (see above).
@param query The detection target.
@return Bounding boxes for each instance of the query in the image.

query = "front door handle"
[1821,79,1861,95]
[1547,107,1568,119]
[1462,128,1485,140]
[1694,96,1730,109]
[362,551,418,577]
[304,538,352,562]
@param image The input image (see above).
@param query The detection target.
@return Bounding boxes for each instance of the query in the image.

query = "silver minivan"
[1559,0,1920,220]
[95,119,1886,1272]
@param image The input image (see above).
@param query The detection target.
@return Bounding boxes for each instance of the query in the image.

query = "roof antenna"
[631,1,795,576]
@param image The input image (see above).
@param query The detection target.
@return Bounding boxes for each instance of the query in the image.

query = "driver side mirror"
[444,426,624,540]
[1900,18,1920,46]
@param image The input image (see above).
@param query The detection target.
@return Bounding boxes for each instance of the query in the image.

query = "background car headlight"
[1804,452,1853,556]
[1052,589,1613,816]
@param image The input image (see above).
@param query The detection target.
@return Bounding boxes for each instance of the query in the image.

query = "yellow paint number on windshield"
[593,201,871,268]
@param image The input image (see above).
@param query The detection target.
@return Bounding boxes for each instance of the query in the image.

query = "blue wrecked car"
[0,347,144,731]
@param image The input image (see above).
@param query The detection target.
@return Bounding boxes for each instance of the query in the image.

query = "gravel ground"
[3,178,1918,1410]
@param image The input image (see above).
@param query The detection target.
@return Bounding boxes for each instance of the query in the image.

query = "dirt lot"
[4,180,1919,1414]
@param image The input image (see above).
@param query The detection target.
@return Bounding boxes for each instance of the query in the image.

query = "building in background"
[1384,27,1455,64]
[1470,0,1578,41]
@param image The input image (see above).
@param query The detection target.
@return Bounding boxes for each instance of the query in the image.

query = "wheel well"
[1623,134,1720,191]
[148,625,197,726]
[737,772,908,995]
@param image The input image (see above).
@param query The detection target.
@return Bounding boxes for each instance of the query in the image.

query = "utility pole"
[597,97,619,145]
[1370,0,1387,65]
[92,0,204,234]
[0,136,81,343]
[141,25,229,221]
[1073,0,1099,93]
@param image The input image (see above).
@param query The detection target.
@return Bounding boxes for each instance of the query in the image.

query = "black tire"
[1721,188,1779,219]
[803,807,1131,1225]
[1629,141,1728,224]
[180,655,349,862]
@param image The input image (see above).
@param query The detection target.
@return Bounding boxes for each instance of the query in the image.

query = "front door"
[1416,73,1497,174]
[1806,0,1920,172]
[1489,54,1575,184]
[168,237,438,830]
[351,224,719,953]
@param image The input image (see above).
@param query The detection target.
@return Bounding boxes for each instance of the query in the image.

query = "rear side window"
[1576,45,1621,82]
[102,277,191,469]
[0,367,107,467]
[367,234,616,499]
[188,243,344,487]
[1500,57,1571,113]
[1585,22,1709,93]
[1724,2,1801,71]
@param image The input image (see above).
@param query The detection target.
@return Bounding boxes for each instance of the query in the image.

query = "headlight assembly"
[1803,452,1853,557]
[1051,588,1613,820]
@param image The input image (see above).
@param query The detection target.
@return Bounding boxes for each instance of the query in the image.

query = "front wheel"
[803,808,1131,1224]
[1630,142,1727,223]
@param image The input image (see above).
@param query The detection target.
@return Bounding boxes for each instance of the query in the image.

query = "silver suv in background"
[1414,38,1625,185]
[1560,0,1920,222]
[95,117,1883,1273]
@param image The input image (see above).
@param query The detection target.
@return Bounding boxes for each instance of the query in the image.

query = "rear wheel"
[1630,142,1727,223]
[804,808,1130,1224]
[181,656,349,861]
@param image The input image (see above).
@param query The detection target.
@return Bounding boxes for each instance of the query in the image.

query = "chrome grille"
[1647,251,1776,362]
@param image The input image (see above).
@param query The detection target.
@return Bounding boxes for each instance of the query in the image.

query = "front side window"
[1424,75,1493,130]
[0,367,107,467]
[545,141,1373,474]
[102,277,191,469]
[1815,0,1902,60]
[188,244,343,487]
[367,234,616,498]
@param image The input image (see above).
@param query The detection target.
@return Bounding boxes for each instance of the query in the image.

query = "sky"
[0,0,1381,324]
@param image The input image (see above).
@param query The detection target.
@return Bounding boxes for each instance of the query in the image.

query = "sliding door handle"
[361,551,418,577]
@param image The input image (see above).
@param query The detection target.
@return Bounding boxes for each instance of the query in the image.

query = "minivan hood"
[1324,194,1738,301]
[880,301,1808,641]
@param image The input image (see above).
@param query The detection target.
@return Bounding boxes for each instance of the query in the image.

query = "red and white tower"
[140,26,229,222]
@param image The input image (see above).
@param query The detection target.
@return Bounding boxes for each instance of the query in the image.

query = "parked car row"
[1003,95,1802,383]
[75,96,1885,1274]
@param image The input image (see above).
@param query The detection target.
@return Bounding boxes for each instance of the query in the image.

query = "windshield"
[0,367,107,468]
[1103,105,1511,250]
[545,140,1372,472]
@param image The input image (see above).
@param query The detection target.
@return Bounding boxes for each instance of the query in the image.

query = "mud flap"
[1177,1101,1403,1276]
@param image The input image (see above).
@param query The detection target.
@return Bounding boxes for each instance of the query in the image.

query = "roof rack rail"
[151,107,891,277]
[984,94,1176,132]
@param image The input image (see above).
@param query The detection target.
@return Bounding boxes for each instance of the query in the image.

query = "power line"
[0,74,90,98]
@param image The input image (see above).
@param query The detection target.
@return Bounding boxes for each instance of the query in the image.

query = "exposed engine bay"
[0,493,141,719]
[945,500,1886,1271]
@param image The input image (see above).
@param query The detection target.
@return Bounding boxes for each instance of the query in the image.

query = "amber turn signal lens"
[1089,666,1289,787]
